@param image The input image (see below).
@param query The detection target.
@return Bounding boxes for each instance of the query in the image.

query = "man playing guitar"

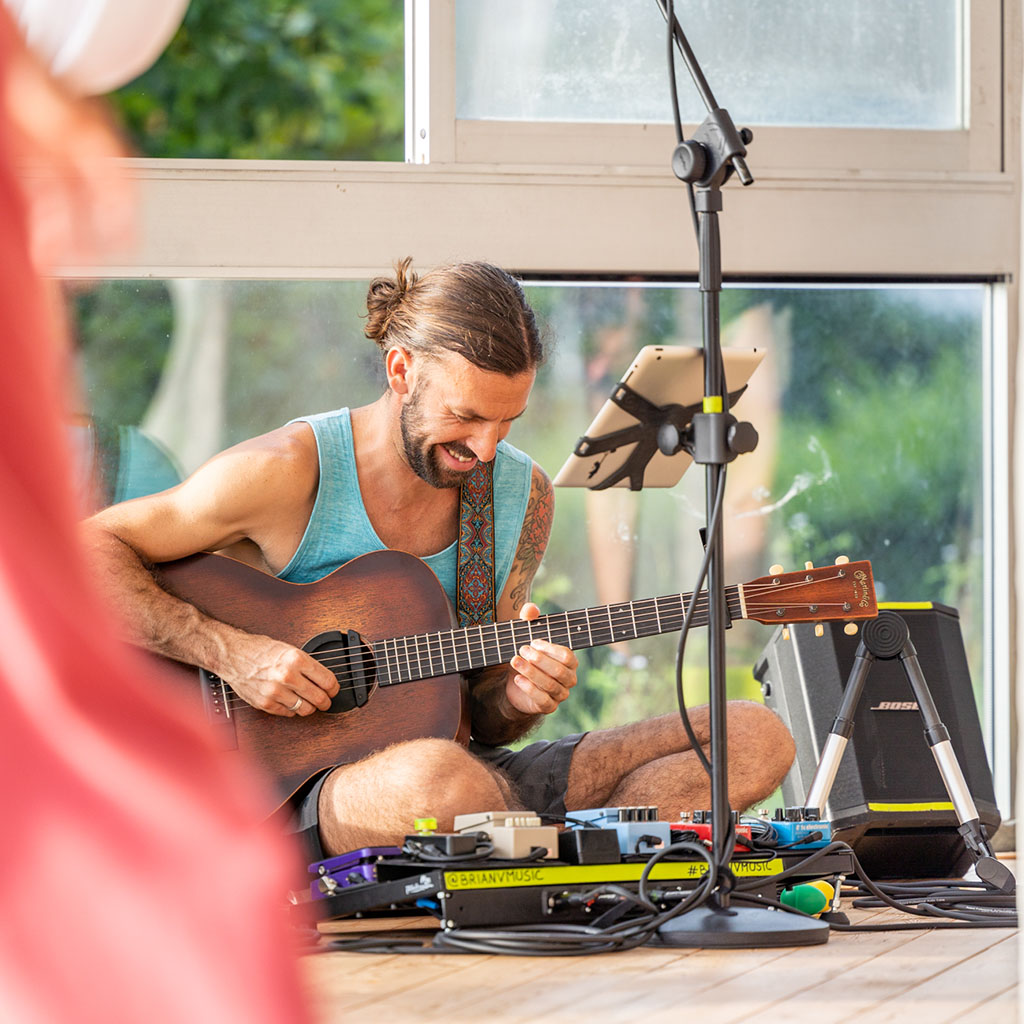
[86,258,796,864]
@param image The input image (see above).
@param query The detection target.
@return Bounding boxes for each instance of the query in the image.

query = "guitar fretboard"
[371,586,743,686]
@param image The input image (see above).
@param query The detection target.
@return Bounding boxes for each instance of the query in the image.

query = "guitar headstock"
[740,557,877,627]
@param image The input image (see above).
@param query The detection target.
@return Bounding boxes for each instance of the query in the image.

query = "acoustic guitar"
[155,550,877,800]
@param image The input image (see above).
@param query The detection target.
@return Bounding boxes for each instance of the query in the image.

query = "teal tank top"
[277,408,534,606]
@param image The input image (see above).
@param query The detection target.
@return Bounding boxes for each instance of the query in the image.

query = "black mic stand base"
[652,903,829,948]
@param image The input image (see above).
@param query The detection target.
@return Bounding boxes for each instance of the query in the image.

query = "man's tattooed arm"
[468,463,557,745]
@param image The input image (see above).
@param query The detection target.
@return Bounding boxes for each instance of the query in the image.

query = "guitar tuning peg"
[844,622,859,636]
[814,623,824,637]
[804,561,814,570]
[769,563,784,575]
[834,555,850,565]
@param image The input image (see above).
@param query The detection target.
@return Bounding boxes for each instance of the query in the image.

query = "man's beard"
[399,389,474,489]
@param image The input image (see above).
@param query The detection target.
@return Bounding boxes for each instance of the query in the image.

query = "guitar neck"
[372,586,742,687]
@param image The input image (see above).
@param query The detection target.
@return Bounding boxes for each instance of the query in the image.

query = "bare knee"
[725,700,796,805]
[390,738,511,826]
[320,738,510,848]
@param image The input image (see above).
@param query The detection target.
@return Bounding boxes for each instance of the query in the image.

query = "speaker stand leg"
[801,611,1014,893]
[898,641,1015,893]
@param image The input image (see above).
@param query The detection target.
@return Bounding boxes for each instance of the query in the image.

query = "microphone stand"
[650,1,827,946]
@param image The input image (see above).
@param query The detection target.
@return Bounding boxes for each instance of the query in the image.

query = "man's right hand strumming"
[214,632,339,717]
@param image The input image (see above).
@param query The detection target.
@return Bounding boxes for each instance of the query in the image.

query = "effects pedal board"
[294,806,853,930]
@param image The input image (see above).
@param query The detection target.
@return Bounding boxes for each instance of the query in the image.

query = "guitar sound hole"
[304,630,376,714]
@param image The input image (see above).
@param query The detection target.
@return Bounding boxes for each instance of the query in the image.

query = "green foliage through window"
[110,0,404,160]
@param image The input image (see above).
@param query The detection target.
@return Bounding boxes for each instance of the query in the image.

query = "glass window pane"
[111,0,405,160]
[457,0,962,129]
[71,278,987,738]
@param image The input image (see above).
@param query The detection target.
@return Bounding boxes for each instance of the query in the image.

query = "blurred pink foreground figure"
[0,8,309,1021]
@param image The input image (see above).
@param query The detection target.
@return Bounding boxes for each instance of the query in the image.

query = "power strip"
[453,811,559,859]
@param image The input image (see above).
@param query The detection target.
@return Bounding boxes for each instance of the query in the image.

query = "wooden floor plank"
[865,933,1017,1023]
[484,945,791,1024]
[300,946,491,1022]
[949,981,1019,1023]
[740,927,1015,1024]
[636,927,927,1024]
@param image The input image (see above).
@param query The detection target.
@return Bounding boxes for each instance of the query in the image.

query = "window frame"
[54,0,1019,815]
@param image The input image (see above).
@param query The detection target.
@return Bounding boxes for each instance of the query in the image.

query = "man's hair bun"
[365,256,418,343]
[363,256,543,376]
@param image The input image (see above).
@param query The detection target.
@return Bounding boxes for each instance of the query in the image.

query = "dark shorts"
[284,732,586,866]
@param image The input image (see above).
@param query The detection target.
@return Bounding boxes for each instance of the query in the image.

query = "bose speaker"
[754,604,1000,878]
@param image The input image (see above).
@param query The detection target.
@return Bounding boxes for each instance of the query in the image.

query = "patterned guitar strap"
[456,459,496,627]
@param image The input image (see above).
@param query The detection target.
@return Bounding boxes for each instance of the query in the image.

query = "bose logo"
[870,701,919,711]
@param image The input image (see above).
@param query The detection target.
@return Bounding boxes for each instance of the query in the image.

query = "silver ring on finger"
[288,696,303,712]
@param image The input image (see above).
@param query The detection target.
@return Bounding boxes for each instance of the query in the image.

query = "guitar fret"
[376,641,391,686]
[551,612,571,650]
[426,633,438,677]
[430,632,441,676]
[397,635,406,681]
[633,599,658,639]
[441,630,455,675]
[611,602,632,642]
[512,618,530,659]
[486,623,497,668]
[479,625,489,668]
[403,635,414,681]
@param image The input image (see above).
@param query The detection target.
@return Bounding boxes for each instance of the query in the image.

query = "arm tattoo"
[508,465,553,609]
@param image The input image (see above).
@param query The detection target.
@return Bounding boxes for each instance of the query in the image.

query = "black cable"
[673,463,726,778]
[400,835,495,863]
[733,840,1016,930]
[666,0,701,246]
[666,0,683,145]
[539,812,604,829]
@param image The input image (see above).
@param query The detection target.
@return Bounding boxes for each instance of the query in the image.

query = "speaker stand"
[804,611,1014,893]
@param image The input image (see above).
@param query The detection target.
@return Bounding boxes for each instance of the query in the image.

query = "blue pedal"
[770,818,832,849]
[568,806,672,856]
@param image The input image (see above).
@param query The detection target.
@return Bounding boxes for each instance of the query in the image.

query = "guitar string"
[211,574,867,712]
[214,599,861,714]
[213,593,737,713]
[299,571,857,671]
[211,573,869,713]
[267,573,860,680]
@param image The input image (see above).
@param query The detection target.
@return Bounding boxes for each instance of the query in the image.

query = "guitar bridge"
[199,668,239,749]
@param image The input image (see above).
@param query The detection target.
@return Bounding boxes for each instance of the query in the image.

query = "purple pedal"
[309,846,402,900]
